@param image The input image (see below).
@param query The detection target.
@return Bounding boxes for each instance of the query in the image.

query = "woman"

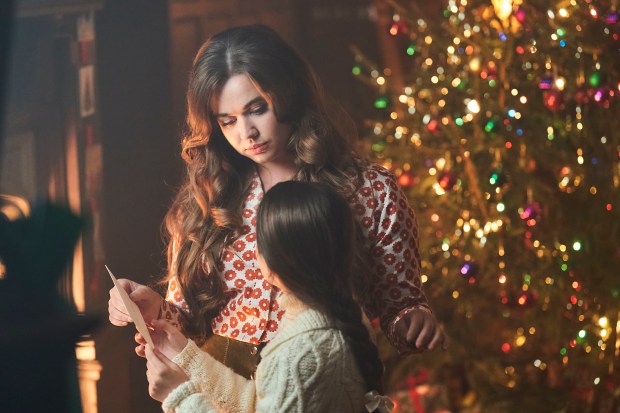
[144,181,392,412]
[109,24,447,379]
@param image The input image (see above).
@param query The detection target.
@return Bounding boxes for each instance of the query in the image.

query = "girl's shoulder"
[261,309,339,356]
[261,318,351,376]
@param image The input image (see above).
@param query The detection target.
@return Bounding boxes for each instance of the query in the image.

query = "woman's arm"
[354,164,446,353]
[160,278,187,330]
[160,235,190,331]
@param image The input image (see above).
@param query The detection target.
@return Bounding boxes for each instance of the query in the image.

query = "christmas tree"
[352,0,620,411]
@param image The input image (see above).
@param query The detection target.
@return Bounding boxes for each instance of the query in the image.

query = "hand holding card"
[106,265,154,348]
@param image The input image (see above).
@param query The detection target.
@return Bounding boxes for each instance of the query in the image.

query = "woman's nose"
[239,117,258,140]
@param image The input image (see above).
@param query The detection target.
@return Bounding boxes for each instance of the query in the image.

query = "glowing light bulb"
[467,99,481,113]
[492,0,514,21]
[469,57,481,72]
[555,77,566,90]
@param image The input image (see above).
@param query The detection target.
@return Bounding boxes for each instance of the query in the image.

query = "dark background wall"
[294,0,381,126]
[0,1,15,133]
[95,1,178,412]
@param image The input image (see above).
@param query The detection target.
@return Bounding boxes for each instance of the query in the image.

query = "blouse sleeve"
[159,234,188,330]
[352,165,431,349]
[158,278,187,330]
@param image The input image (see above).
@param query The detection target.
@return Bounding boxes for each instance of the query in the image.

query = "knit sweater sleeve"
[167,340,257,413]
[161,380,217,413]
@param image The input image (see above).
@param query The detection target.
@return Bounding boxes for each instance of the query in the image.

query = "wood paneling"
[293,0,380,125]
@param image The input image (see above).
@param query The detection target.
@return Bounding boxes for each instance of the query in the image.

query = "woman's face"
[212,74,294,169]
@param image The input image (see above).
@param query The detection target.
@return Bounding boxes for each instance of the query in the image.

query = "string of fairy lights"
[353,0,620,392]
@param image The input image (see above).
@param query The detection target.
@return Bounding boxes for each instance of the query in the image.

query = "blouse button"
[250,346,258,356]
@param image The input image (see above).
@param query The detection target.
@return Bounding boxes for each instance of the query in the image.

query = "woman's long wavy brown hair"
[163,24,364,341]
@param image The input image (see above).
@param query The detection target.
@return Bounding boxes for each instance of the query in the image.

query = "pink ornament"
[539,76,554,90]
[515,9,526,23]
[593,87,612,105]
[520,202,541,220]
[606,11,619,24]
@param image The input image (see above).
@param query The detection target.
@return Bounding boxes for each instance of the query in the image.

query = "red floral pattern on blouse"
[161,161,429,347]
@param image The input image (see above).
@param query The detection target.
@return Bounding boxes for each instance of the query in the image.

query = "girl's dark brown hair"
[162,24,363,340]
[257,181,383,392]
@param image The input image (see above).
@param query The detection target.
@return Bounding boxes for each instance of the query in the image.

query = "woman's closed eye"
[219,117,236,127]
[248,103,267,116]
[218,105,267,128]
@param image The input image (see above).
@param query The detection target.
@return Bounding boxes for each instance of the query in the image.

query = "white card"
[105,265,154,348]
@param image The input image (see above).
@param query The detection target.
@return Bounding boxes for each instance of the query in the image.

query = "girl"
[143,181,393,412]
[109,24,447,379]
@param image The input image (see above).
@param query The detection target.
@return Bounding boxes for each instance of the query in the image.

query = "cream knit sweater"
[161,298,366,413]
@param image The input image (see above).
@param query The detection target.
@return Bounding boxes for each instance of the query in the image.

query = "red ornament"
[516,290,538,308]
[437,171,458,191]
[427,119,440,133]
[543,90,565,111]
[398,172,416,188]
[485,62,498,80]
[575,87,590,104]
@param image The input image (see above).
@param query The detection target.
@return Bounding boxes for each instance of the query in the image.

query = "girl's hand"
[108,279,162,327]
[394,308,449,352]
[134,319,187,358]
[149,319,188,360]
[145,345,189,402]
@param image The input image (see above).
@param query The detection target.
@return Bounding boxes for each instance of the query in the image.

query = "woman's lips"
[246,142,268,155]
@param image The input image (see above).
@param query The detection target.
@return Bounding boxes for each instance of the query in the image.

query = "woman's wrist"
[159,299,183,330]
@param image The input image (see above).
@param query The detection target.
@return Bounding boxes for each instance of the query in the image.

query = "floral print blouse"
[160,161,429,348]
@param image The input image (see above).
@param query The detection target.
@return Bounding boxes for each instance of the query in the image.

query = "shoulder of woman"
[349,157,396,184]
[348,161,400,202]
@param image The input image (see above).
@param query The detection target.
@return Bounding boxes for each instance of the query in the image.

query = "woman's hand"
[108,279,162,327]
[145,345,189,402]
[394,308,449,352]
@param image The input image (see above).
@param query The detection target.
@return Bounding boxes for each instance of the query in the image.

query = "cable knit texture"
[162,301,366,413]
